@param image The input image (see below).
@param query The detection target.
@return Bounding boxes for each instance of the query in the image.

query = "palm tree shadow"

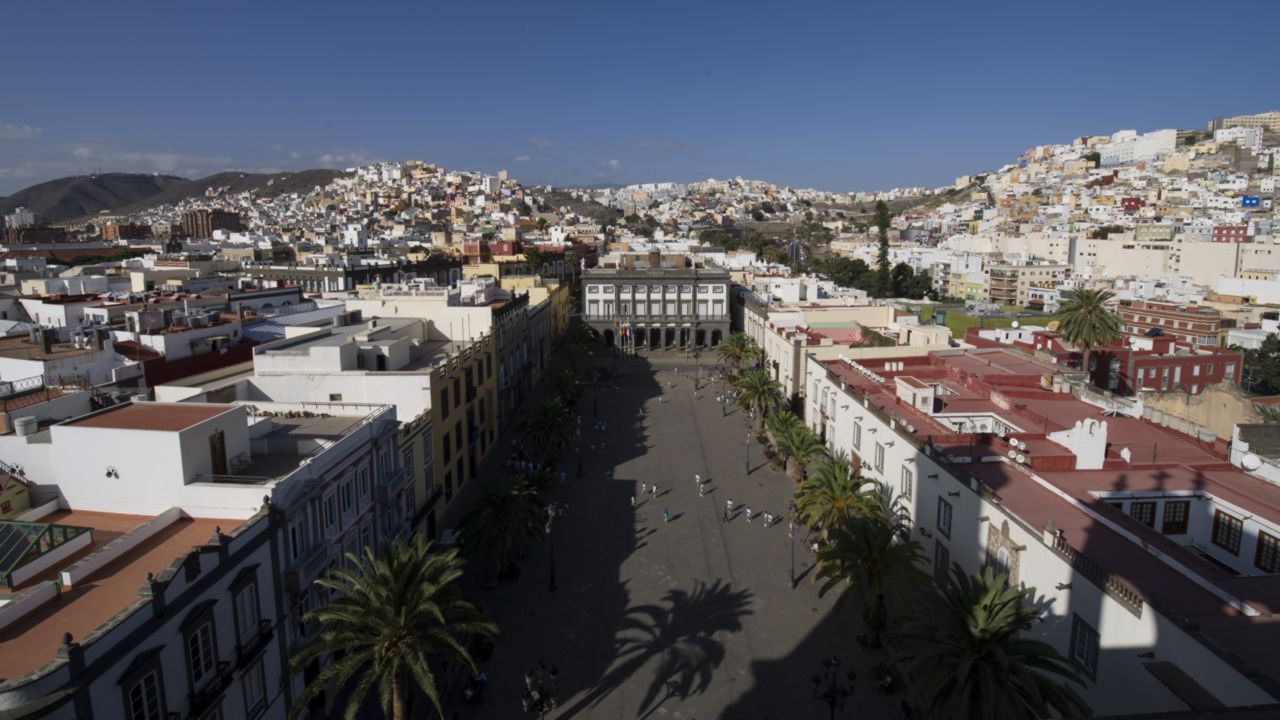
[558,579,754,718]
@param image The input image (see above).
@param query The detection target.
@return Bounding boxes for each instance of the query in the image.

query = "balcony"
[285,541,333,594]
[235,618,275,668]
[187,660,233,719]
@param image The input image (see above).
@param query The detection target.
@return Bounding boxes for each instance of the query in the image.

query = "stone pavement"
[445,352,907,720]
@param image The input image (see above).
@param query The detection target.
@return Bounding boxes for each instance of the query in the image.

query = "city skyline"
[2,0,1277,195]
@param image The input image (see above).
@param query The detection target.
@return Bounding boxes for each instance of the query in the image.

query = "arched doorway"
[711,330,723,346]
[664,328,676,348]
[649,328,661,349]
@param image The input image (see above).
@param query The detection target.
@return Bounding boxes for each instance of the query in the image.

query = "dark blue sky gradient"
[1,0,1275,193]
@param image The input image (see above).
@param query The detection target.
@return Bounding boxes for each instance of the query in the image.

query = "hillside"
[0,169,346,224]
[109,169,345,216]
[0,173,188,223]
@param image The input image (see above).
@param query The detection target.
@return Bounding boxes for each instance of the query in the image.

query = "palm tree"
[732,369,782,431]
[459,479,545,582]
[892,565,1090,720]
[815,504,924,603]
[524,400,574,458]
[715,332,760,373]
[793,455,878,535]
[1057,288,1122,383]
[290,535,498,720]
[774,423,826,480]
[765,410,802,448]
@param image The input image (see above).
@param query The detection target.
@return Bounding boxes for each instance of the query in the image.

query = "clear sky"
[2,0,1276,195]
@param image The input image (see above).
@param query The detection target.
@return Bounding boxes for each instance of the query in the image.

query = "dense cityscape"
[7,0,1280,716]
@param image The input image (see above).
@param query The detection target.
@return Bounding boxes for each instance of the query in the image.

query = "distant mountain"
[108,169,345,217]
[0,173,188,224]
[0,169,345,224]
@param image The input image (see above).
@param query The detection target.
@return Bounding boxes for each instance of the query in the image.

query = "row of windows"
[126,575,267,720]
[588,284,726,294]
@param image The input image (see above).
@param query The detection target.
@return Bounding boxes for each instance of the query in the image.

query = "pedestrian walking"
[662,507,670,524]
[745,507,753,523]
[640,482,648,496]
[652,483,659,497]
[630,495,636,508]
[698,482,708,497]
[726,498,735,514]
[694,473,700,486]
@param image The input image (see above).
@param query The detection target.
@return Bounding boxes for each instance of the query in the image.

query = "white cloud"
[604,158,622,171]
[529,136,555,150]
[316,151,370,168]
[513,155,533,163]
[0,124,42,141]
[71,147,93,160]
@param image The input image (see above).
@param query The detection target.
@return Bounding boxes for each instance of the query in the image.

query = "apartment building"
[804,348,1280,715]
[1119,299,1222,347]
[181,209,244,239]
[582,254,731,350]
[985,262,1070,306]
[159,314,497,542]
[0,398,401,719]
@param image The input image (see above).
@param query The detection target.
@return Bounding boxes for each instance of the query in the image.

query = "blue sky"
[1,0,1276,195]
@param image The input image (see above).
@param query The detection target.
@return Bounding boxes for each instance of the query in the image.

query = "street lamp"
[745,431,751,475]
[521,661,560,719]
[811,656,855,720]
[545,501,568,592]
[788,516,797,590]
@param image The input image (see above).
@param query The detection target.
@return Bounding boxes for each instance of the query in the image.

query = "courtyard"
[446,351,906,720]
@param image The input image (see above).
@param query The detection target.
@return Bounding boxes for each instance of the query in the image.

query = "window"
[187,621,218,689]
[126,669,165,720]
[328,393,342,401]
[340,480,353,515]
[900,467,913,501]
[1161,500,1189,534]
[1225,363,1236,380]
[1256,531,1280,573]
[323,494,337,534]
[852,420,862,450]
[933,542,950,581]
[234,580,260,646]
[936,498,953,539]
[874,443,884,473]
[242,657,267,719]
[1212,509,1243,555]
[440,388,449,419]
[1128,501,1156,528]
[1070,614,1100,678]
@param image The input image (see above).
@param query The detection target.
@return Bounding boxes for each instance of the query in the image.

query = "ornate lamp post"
[812,656,855,720]
[521,661,559,718]
[545,501,568,592]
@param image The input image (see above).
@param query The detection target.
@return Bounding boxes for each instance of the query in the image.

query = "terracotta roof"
[64,403,237,432]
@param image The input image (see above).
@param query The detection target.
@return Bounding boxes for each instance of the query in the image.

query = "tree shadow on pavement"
[558,579,754,718]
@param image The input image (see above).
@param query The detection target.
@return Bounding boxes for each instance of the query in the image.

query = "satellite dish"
[1011,320,1020,328]
[1242,453,1263,471]
[1046,320,1061,332]
[1008,449,1017,459]
[1017,454,1027,464]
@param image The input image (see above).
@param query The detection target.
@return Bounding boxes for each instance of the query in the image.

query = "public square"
[447,352,905,720]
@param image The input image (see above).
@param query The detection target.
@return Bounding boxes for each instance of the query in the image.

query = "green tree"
[523,400,574,458]
[716,331,761,372]
[1237,334,1280,394]
[874,200,892,297]
[774,422,826,480]
[290,536,498,720]
[794,455,878,537]
[751,208,766,222]
[732,369,783,431]
[892,566,1091,720]
[536,217,549,232]
[1057,288,1122,382]
[816,506,924,646]
[460,479,545,581]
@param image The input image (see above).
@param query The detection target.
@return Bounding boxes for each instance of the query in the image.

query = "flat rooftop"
[65,402,238,431]
[0,510,229,679]
[0,335,100,362]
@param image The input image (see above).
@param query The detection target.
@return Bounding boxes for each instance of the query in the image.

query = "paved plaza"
[447,353,905,720]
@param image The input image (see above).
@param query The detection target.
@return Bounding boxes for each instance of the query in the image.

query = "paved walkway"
[447,352,906,720]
